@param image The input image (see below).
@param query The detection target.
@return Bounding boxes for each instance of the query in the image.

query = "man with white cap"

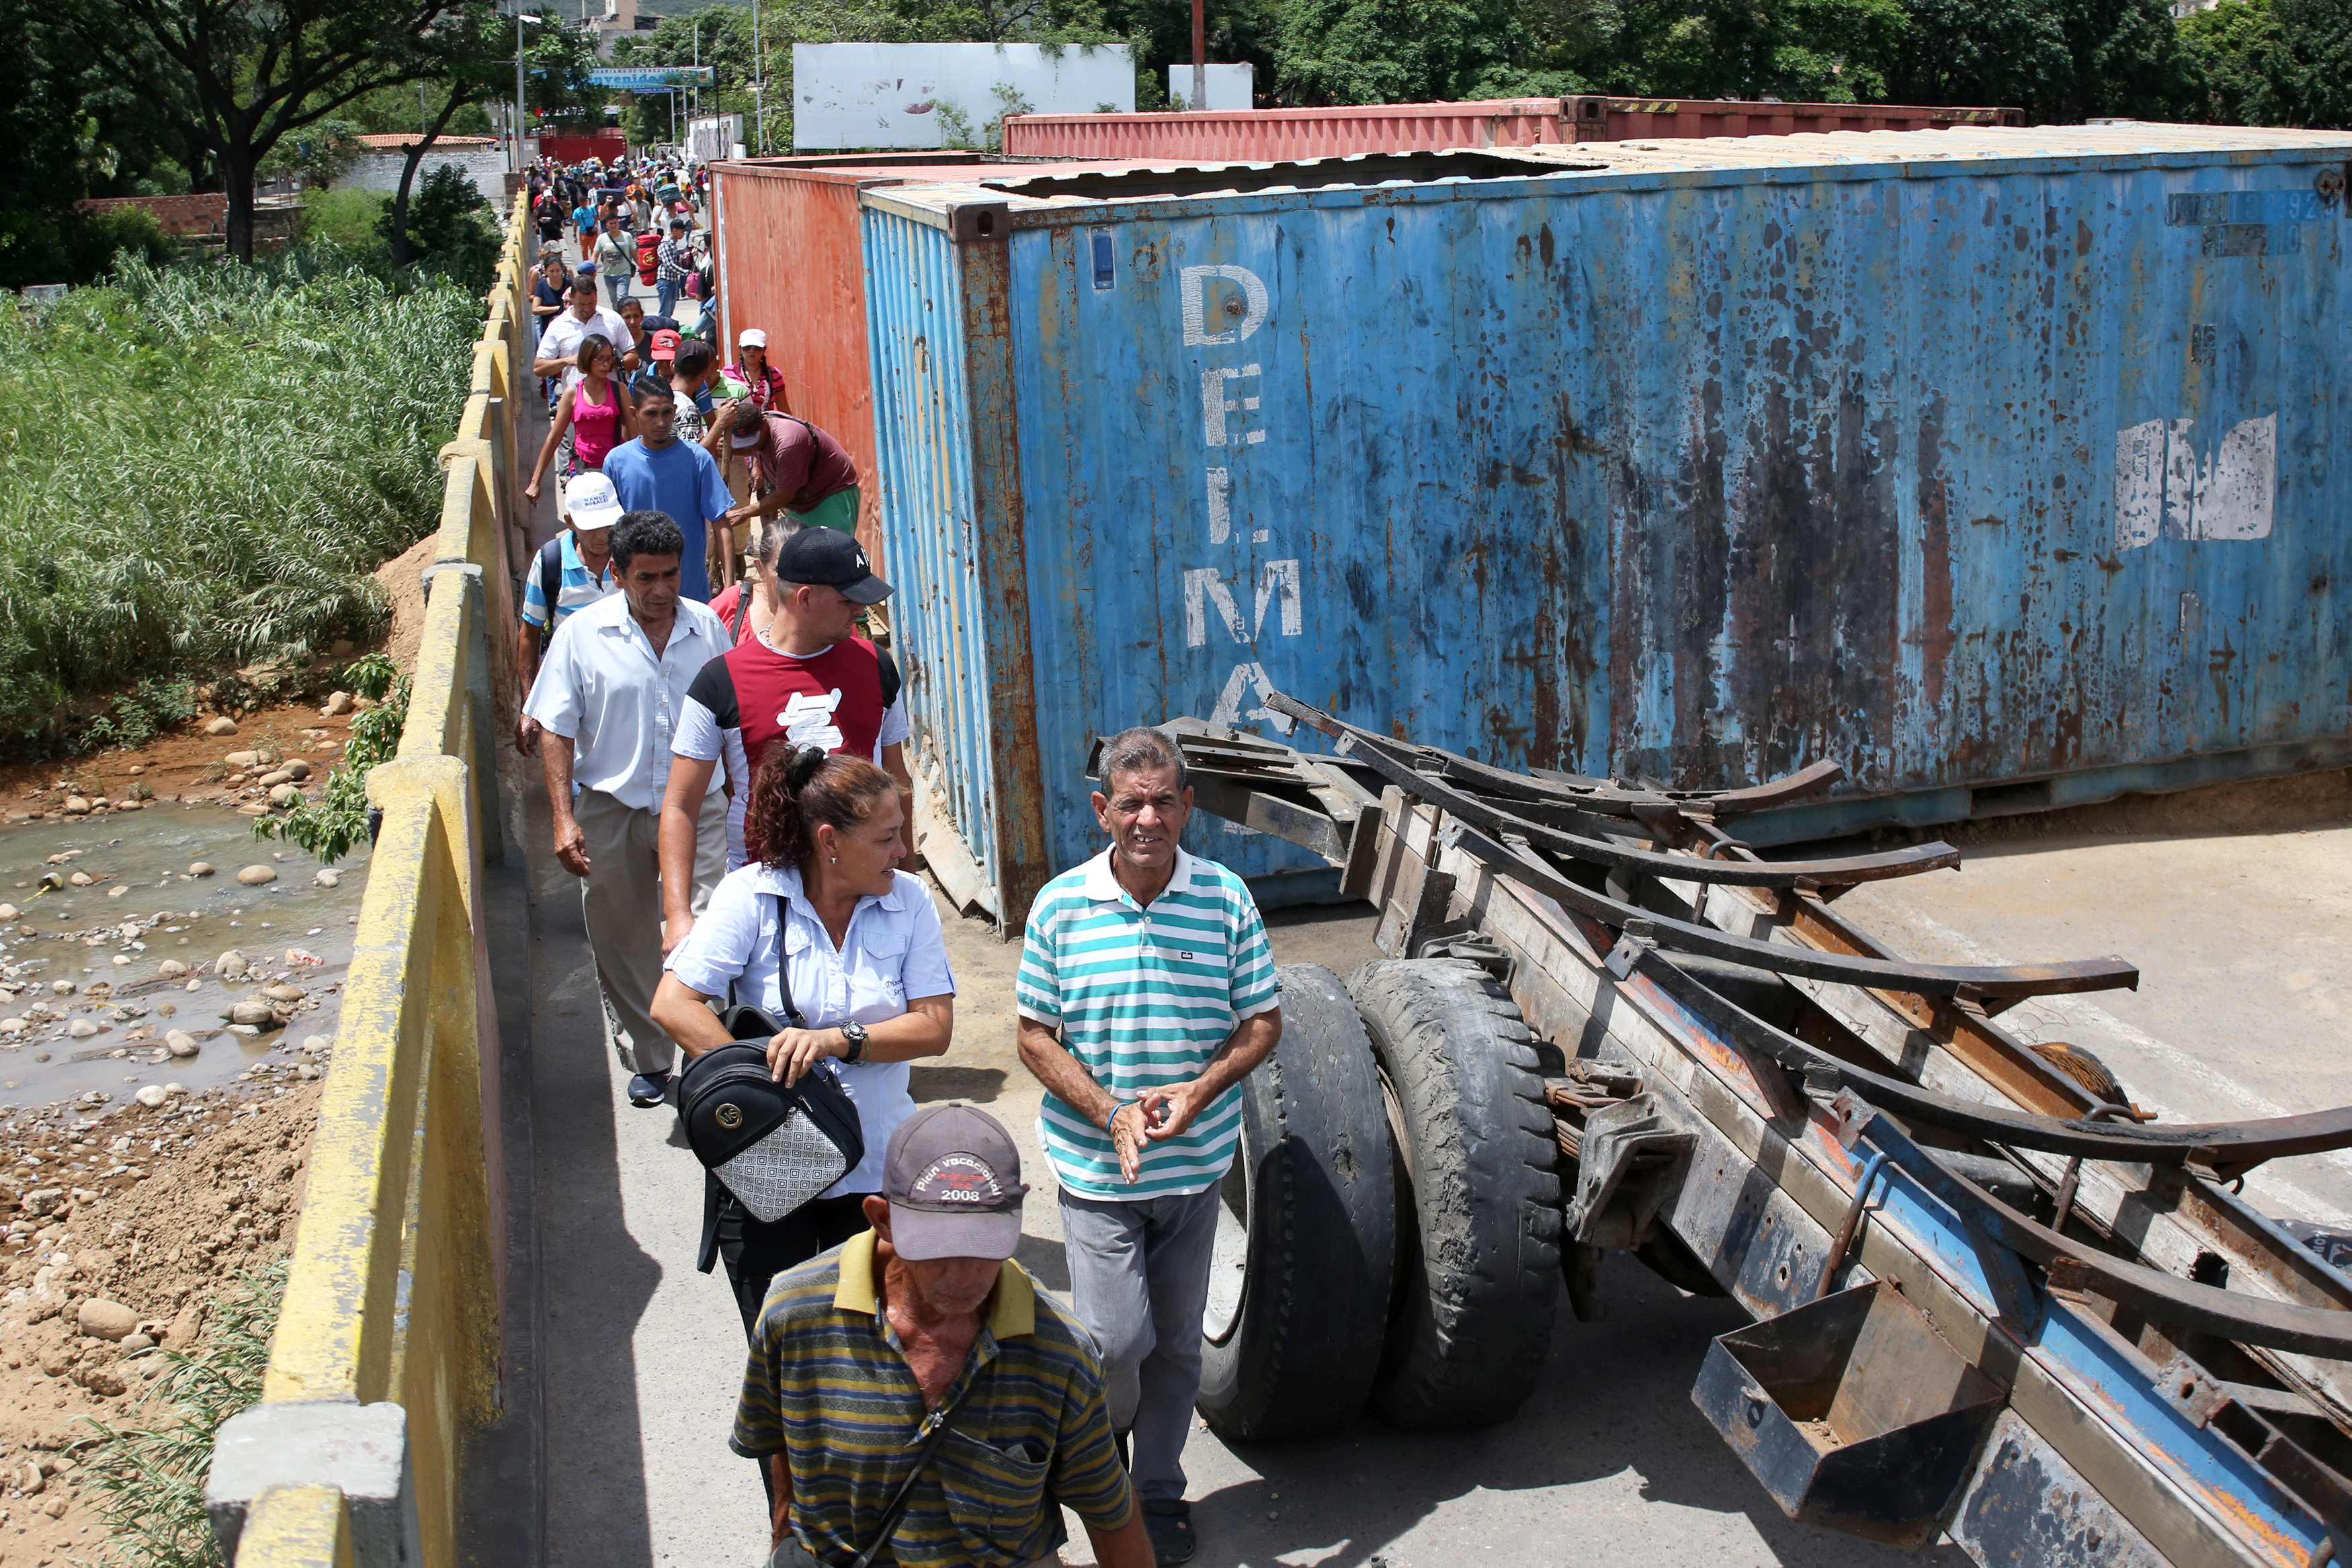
[515,471,623,756]
[732,1104,1150,1568]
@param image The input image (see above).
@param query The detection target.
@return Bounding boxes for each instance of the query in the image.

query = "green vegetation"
[79,1260,288,1568]
[0,245,478,756]
[254,654,410,865]
[299,188,392,253]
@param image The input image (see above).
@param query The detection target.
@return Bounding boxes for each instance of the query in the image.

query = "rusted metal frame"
[1266,690,1844,818]
[952,221,1054,928]
[1625,939,2352,1170]
[1682,830,2105,1119]
[1842,1098,2352,1360]
[1330,722,1960,890]
[1413,806,2304,1568]
[1179,771,1351,864]
[1441,814,2138,1000]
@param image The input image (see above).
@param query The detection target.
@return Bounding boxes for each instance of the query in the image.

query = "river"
[0,805,370,1113]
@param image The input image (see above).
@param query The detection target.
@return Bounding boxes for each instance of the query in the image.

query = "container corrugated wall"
[866,129,2352,918]
[1002,97,2021,160]
[710,156,1122,577]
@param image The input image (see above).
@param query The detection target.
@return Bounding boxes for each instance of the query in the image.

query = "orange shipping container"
[708,153,1116,574]
[1001,96,2022,159]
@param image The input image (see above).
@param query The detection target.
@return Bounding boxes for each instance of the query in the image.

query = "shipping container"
[1002,96,2021,161]
[708,153,1119,568]
[859,127,2352,922]
[540,131,628,165]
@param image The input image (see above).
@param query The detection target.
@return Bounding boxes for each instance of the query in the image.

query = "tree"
[62,0,495,259]
[378,163,500,288]
[2181,0,2352,126]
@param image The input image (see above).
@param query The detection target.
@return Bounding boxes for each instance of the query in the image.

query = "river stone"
[313,868,341,889]
[236,865,278,886]
[0,904,16,920]
[134,1085,167,1108]
[223,750,261,769]
[184,978,202,992]
[225,1023,261,1039]
[284,758,313,780]
[164,1031,198,1058]
[52,979,74,995]
[62,798,89,816]
[111,954,130,967]
[0,1018,24,1035]
[216,951,247,979]
[228,1000,275,1027]
[323,691,354,716]
[108,885,128,898]
[67,872,93,886]
[268,785,302,808]
[206,716,239,736]
[257,770,292,788]
[157,959,187,978]
[261,983,305,1003]
[76,1299,137,1342]
[67,1020,98,1039]
[188,862,216,877]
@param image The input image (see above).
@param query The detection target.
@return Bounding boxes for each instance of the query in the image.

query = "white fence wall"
[343,147,509,208]
[792,42,1134,150]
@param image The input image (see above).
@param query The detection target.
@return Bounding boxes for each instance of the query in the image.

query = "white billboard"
[687,114,743,165]
[1167,62,1254,111]
[792,42,1134,151]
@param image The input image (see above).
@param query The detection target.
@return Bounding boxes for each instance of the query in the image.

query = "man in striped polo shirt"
[1015,727,1282,1565]
[733,1105,1148,1568]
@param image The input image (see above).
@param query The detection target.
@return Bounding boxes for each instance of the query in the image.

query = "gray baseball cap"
[884,1103,1028,1262]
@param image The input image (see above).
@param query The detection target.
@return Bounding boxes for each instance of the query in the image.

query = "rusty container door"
[864,130,2352,922]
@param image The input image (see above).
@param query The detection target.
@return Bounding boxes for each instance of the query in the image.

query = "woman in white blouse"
[653,747,956,1334]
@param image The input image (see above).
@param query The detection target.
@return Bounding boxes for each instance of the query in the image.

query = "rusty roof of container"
[857,122,2352,225]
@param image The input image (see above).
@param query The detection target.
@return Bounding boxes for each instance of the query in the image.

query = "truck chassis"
[1156,693,2352,1567]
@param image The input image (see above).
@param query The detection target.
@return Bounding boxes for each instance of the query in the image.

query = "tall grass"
[78,1260,288,1568]
[0,243,481,752]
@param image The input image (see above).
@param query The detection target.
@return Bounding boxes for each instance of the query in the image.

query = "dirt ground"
[0,1076,324,1566]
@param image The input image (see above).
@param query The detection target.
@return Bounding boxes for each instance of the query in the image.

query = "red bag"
[635,232,661,285]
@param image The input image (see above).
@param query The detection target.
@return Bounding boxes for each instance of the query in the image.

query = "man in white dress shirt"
[525,510,730,1107]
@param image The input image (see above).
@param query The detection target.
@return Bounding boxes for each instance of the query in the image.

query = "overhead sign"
[589,67,714,89]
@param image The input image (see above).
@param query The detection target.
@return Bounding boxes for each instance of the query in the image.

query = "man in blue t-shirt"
[599,380,735,602]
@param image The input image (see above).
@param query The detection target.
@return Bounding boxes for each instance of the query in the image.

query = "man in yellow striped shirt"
[733,1104,1151,1568]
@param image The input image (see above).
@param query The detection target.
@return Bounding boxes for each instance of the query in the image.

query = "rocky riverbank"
[0,1079,322,1565]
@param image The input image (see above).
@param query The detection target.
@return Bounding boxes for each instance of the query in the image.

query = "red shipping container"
[1001,96,2021,159]
[541,131,628,165]
[707,154,1116,573]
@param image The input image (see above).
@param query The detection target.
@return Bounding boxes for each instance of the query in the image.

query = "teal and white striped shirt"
[1016,846,1279,1201]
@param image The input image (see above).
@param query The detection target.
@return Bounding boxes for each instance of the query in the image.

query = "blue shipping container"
[862,128,2352,922]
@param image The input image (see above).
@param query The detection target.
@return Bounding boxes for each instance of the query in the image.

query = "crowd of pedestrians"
[513,165,1275,1568]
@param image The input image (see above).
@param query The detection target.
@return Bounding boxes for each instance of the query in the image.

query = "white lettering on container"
[1180,264,1268,346]
[1185,562,1302,648]
[1201,365,1266,448]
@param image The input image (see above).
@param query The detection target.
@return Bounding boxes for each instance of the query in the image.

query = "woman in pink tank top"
[525,333,636,503]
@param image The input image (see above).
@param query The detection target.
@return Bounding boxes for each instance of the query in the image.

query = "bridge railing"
[204,193,534,1568]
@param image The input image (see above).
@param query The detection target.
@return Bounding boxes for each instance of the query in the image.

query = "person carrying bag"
[653,745,958,1336]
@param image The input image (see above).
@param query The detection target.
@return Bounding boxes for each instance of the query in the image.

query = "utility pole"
[1191,0,1206,113]
[516,4,529,173]
[692,20,700,123]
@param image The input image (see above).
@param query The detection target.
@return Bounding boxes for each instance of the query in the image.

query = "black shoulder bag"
[679,894,864,1225]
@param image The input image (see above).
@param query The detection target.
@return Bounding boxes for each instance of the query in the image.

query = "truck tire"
[1195,963,1396,1440]
[1349,957,1562,1429]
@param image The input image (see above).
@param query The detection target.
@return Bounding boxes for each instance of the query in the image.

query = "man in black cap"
[732,1104,1150,1568]
[659,523,913,949]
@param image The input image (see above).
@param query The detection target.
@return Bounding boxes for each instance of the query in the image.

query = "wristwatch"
[839,1019,868,1063]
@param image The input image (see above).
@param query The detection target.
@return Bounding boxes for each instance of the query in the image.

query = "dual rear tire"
[1195,958,1561,1440]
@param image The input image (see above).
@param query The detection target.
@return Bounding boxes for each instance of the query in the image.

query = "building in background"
[344,134,509,206]
[791,42,1134,151]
